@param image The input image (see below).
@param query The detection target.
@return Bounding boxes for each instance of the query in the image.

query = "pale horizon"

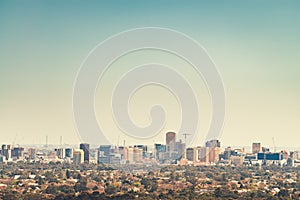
[0,1,299,148]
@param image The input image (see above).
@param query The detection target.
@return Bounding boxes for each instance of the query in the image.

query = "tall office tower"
[28,148,36,160]
[198,146,209,163]
[127,147,134,163]
[73,149,84,165]
[252,142,261,154]
[208,147,221,163]
[55,148,65,159]
[80,143,90,162]
[154,144,166,161]
[166,132,176,153]
[224,147,233,160]
[134,145,148,158]
[186,147,198,162]
[99,145,112,156]
[1,145,8,160]
[118,146,128,161]
[133,147,143,163]
[1,144,6,151]
[11,147,24,159]
[205,140,221,163]
[65,148,73,158]
[205,139,221,148]
[175,139,186,159]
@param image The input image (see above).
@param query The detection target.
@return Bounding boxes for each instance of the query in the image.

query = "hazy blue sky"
[0,1,299,148]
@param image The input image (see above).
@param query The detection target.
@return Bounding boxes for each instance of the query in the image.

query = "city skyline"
[0,134,298,167]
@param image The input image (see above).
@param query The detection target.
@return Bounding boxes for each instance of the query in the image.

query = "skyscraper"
[11,147,24,159]
[208,147,221,163]
[65,148,73,158]
[134,145,148,158]
[28,148,36,160]
[186,147,198,162]
[118,146,128,161]
[80,143,90,162]
[73,149,84,165]
[175,139,186,159]
[198,146,209,163]
[205,139,221,148]
[252,142,261,154]
[154,144,166,161]
[99,145,111,156]
[205,140,221,164]
[166,132,176,153]
[54,148,65,159]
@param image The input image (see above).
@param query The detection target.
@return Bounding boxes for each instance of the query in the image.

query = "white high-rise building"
[73,149,84,165]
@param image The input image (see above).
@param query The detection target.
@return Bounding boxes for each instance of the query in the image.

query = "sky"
[0,0,299,148]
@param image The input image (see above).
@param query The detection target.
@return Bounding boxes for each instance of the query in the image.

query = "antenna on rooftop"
[45,135,48,148]
[60,136,62,148]
[182,133,191,145]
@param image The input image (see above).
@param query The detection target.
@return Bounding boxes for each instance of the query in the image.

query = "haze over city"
[0,0,299,148]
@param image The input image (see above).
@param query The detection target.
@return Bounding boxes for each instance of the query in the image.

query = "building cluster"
[72,133,300,167]
[1,132,300,167]
[0,144,25,162]
[58,143,91,165]
[217,142,299,167]
[184,139,221,165]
